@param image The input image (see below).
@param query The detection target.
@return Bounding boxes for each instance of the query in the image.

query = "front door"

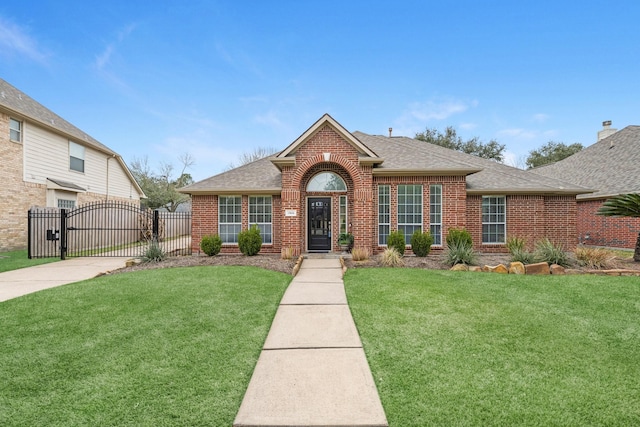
[308,197,332,251]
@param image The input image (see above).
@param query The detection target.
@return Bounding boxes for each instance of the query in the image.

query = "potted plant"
[338,232,354,252]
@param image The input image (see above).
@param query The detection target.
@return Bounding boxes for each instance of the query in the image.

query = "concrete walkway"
[234,257,388,427]
[0,257,129,302]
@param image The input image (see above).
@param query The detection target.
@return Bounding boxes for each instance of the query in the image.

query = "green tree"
[130,153,194,212]
[597,193,640,261]
[526,141,583,169]
[415,126,505,162]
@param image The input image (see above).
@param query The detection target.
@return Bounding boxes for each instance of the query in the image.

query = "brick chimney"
[597,120,617,141]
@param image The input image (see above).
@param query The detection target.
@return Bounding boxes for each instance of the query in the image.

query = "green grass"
[0,250,59,273]
[345,269,640,426]
[0,266,291,426]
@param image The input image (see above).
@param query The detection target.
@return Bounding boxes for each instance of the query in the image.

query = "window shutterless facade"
[482,196,506,243]
[10,118,22,142]
[378,185,390,245]
[69,141,85,173]
[397,184,423,245]
[249,196,272,244]
[429,184,442,245]
[219,196,242,243]
[339,195,347,235]
[57,199,76,209]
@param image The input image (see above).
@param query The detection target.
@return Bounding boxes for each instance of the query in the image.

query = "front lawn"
[345,269,640,426]
[0,250,59,273]
[0,266,291,426]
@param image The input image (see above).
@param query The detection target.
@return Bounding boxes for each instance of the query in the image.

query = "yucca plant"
[534,238,569,267]
[445,240,477,267]
[140,239,166,263]
[597,193,640,262]
[381,248,405,267]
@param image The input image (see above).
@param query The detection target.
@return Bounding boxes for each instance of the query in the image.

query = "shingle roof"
[180,156,282,194]
[0,78,115,155]
[531,126,640,199]
[182,121,590,196]
[355,133,589,195]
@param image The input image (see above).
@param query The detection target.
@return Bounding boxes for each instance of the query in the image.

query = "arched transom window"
[306,172,347,192]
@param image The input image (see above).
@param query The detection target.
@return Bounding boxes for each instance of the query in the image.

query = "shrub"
[140,239,166,263]
[446,228,473,249]
[506,236,526,253]
[410,230,434,257]
[575,246,615,269]
[506,236,534,264]
[534,238,569,267]
[238,225,262,256]
[381,247,405,267]
[351,247,370,261]
[510,248,536,265]
[445,240,477,267]
[200,234,222,256]
[387,230,406,256]
[281,247,294,260]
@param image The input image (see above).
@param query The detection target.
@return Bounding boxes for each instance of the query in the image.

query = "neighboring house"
[533,122,640,249]
[180,114,589,255]
[0,78,145,251]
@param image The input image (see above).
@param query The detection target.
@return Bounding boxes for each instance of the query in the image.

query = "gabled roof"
[272,113,383,169]
[181,115,590,196]
[0,78,144,198]
[532,125,640,200]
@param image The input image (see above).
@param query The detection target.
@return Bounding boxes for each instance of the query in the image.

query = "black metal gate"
[28,201,191,259]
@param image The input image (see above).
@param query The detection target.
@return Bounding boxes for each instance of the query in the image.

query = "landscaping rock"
[508,262,525,275]
[525,262,550,275]
[482,264,508,274]
[450,264,469,271]
[550,264,565,275]
[469,266,483,272]
[126,258,141,267]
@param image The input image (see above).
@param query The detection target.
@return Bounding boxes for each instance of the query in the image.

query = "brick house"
[0,78,144,251]
[181,114,589,255]
[533,122,640,249]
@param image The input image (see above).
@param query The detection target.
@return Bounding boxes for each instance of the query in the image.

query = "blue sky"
[1,1,639,181]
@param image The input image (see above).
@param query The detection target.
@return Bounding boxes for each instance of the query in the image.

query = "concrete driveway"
[0,257,129,302]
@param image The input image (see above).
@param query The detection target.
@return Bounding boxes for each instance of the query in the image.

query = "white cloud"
[532,113,550,123]
[0,16,49,63]
[93,23,136,72]
[497,128,538,139]
[393,97,478,136]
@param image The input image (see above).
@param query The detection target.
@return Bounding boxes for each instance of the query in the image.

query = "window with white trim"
[430,184,442,245]
[10,118,22,142]
[219,196,242,243]
[482,196,506,244]
[378,185,390,245]
[69,141,85,173]
[307,172,346,191]
[397,184,423,245]
[339,195,347,235]
[249,196,272,244]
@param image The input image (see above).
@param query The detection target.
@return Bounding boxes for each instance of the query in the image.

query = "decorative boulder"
[525,262,550,275]
[469,266,483,272]
[508,262,526,275]
[482,264,508,274]
[550,264,566,275]
[450,264,469,272]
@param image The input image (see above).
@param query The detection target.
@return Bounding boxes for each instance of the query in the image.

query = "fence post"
[60,208,68,260]
[152,210,160,242]
[27,209,33,259]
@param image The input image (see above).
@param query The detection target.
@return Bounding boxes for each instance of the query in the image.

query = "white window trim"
[429,184,443,246]
[249,195,273,245]
[219,195,242,245]
[482,195,506,244]
[378,184,390,246]
[69,141,85,173]
[339,195,348,236]
[9,118,22,143]
[397,184,423,245]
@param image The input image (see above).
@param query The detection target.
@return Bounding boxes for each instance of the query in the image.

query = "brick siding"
[577,199,639,249]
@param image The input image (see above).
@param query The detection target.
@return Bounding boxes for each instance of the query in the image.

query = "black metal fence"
[28,201,192,259]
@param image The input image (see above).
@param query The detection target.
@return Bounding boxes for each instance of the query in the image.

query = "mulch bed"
[112,252,640,276]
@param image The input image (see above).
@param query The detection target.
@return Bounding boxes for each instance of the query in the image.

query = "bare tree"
[226,146,279,170]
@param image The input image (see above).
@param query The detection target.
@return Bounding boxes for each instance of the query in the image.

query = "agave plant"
[597,193,640,262]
